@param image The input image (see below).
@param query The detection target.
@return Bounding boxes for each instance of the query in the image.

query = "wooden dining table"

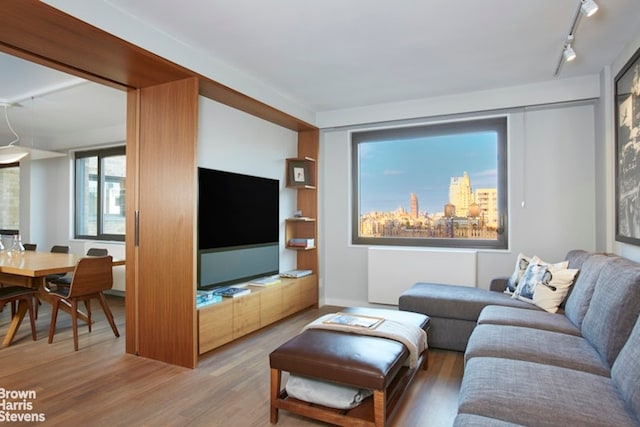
[0,250,125,346]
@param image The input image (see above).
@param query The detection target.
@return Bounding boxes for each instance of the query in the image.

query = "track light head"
[581,0,599,17]
[563,45,577,62]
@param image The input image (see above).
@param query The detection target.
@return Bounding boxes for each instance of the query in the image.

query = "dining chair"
[22,243,37,251]
[44,245,70,281]
[0,286,37,346]
[33,245,71,319]
[47,248,109,289]
[47,255,120,351]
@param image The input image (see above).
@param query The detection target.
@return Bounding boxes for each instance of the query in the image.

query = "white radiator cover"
[367,247,477,305]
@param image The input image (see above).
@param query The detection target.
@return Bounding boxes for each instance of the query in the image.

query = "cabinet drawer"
[198,300,233,354]
[260,285,282,327]
[232,293,261,338]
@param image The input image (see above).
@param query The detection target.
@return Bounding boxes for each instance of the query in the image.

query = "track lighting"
[554,0,600,76]
[580,0,599,17]
[563,45,576,62]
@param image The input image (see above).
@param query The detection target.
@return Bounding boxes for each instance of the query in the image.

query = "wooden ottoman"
[269,307,430,427]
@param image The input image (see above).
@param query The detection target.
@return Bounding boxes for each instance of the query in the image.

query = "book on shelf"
[249,275,281,287]
[288,238,315,248]
[196,290,222,306]
[323,312,385,329]
[288,216,314,221]
[212,287,251,298]
[280,269,313,278]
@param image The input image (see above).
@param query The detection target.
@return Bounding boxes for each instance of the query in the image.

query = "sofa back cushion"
[611,315,640,423]
[564,254,610,328]
[565,249,592,270]
[581,256,640,367]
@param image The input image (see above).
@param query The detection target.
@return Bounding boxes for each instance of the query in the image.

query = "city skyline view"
[357,131,498,215]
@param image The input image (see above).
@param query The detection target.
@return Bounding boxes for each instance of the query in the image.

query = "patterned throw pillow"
[513,261,579,313]
[505,253,531,294]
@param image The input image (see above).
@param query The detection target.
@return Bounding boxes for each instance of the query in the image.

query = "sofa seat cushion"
[465,324,610,376]
[582,256,640,367]
[458,357,638,427]
[477,305,581,336]
[453,413,526,427]
[399,283,538,322]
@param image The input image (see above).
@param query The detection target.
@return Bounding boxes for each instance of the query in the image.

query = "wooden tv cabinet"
[198,275,318,355]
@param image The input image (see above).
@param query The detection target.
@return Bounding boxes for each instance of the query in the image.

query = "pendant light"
[0,103,29,163]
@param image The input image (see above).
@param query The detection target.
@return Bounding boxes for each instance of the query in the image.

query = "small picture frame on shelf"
[288,160,310,186]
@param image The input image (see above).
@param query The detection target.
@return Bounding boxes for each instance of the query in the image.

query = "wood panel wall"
[133,78,199,368]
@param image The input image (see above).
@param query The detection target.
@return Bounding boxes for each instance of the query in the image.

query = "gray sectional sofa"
[399,250,640,426]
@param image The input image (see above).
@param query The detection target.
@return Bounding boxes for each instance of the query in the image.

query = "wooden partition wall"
[126,78,199,368]
[0,0,318,368]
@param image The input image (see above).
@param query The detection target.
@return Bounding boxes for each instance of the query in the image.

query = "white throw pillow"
[505,253,532,294]
[529,255,569,271]
[512,261,578,313]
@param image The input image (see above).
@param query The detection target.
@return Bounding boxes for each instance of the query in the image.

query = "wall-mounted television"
[197,167,279,289]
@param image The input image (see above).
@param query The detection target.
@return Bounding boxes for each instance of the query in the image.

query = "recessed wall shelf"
[286,157,316,189]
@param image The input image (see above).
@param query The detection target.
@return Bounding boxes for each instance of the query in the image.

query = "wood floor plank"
[0,296,464,426]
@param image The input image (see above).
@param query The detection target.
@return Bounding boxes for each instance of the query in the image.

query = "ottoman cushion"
[270,307,429,391]
[271,329,408,390]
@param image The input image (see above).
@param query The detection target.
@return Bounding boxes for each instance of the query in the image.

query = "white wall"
[197,96,300,274]
[321,102,597,307]
[316,75,600,129]
[26,155,71,250]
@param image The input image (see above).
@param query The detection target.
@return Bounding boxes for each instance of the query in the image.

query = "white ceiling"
[0,52,126,152]
[106,0,640,111]
[1,0,640,151]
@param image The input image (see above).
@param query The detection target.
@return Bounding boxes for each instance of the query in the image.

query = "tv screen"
[197,168,279,289]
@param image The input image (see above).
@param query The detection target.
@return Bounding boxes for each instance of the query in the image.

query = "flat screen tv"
[197,167,279,289]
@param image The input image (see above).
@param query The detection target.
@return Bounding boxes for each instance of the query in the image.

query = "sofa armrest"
[490,277,509,292]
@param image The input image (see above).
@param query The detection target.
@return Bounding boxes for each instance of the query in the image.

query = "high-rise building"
[410,193,419,218]
[449,171,473,216]
[475,188,498,228]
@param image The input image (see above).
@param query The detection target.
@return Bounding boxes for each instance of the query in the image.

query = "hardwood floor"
[0,296,464,426]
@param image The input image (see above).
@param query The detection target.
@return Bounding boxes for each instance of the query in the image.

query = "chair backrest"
[23,243,37,251]
[67,256,114,297]
[50,245,69,254]
[86,248,108,256]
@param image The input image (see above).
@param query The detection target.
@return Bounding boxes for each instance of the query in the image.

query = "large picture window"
[352,116,508,249]
[75,146,126,241]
